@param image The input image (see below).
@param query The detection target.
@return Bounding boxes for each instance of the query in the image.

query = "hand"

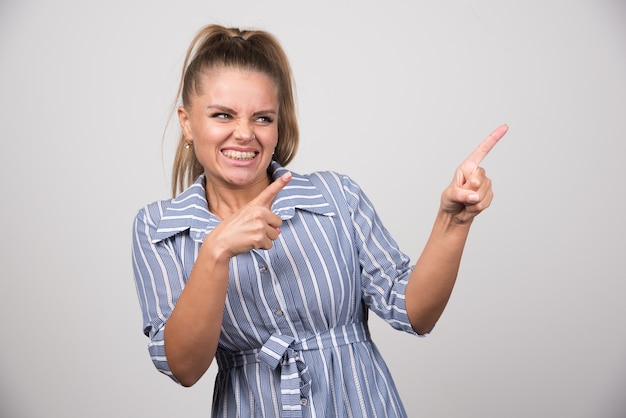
[440,124,509,224]
[207,172,292,258]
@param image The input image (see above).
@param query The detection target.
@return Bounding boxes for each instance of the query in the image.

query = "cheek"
[265,126,279,147]
[195,123,230,142]
[265,136,279,153]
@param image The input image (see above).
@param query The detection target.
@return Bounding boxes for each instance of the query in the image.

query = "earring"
[185,142,192,149]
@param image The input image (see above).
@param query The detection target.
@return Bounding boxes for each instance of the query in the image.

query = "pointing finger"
[456,124,508,187]
[463,124,509,173]
[254,171,292,208]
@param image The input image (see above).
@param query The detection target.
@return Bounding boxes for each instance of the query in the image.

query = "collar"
[152,161,336,243]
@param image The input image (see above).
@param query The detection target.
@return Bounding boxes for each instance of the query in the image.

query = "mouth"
[221,150,259,161]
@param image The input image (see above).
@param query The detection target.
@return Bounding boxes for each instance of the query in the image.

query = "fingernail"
[468,193,479,203]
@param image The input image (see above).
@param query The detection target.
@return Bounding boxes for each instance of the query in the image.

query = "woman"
[132,23,508,417]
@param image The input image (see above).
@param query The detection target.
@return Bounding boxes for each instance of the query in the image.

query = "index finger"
[463,124,509,171]
[254,171,292,208]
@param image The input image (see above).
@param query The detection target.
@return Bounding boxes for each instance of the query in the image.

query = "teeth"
[222,150,257,160]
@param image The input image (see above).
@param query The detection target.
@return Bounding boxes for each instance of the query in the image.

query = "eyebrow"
[207,104,278,117]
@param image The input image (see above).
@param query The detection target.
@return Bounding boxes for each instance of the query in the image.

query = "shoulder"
[295,170,371,218]
[306,170,368,203]
[272,161,362,207]
[272,162,371,215]
[272,161,359,192]
[299,169,362,196]
[134,174,209,237]
[134,198,174,231]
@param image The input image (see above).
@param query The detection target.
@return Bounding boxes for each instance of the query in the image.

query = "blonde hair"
[170,24,299,196]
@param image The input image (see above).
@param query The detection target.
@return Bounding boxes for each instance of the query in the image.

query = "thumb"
[254,171,292,208]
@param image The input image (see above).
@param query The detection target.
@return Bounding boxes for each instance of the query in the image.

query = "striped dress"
[132,162,420,417]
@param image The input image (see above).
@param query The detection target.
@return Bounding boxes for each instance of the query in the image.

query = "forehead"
[194,67,279,102]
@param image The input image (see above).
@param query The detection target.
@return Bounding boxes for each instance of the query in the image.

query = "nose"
[234,120,255,142]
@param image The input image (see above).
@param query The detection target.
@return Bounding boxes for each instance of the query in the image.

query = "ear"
[177,105,192,140]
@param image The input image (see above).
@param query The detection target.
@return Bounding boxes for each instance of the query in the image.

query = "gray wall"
[1,1,625,417]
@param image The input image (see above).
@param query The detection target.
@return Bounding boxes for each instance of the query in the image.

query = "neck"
[204,174,271,219]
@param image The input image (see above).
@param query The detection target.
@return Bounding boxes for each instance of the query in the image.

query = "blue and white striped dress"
[132,162,420,417]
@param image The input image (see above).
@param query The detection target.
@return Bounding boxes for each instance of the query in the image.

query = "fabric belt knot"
[257,333,311,417]
[215,322,370,418]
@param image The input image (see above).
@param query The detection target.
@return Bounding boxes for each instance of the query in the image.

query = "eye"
[211,113,231,120]
[256,115,274,124]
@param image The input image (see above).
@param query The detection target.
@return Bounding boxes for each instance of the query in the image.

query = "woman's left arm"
[406,124,509,335]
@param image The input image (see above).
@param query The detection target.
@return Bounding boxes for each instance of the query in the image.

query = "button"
[300,398,308,406]
[275,309,284,316]
[259,266,268,273]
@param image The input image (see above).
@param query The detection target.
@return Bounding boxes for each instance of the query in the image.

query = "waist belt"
[216,322,371,418]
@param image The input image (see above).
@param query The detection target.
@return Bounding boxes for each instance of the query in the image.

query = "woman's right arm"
[136,173,292,387]
[132,204,230,387]
[162,239,231,387]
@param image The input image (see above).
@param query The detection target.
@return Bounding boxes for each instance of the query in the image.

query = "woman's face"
[179,68,279,191]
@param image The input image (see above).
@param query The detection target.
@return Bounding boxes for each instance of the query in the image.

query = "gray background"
[1,0,625,417]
